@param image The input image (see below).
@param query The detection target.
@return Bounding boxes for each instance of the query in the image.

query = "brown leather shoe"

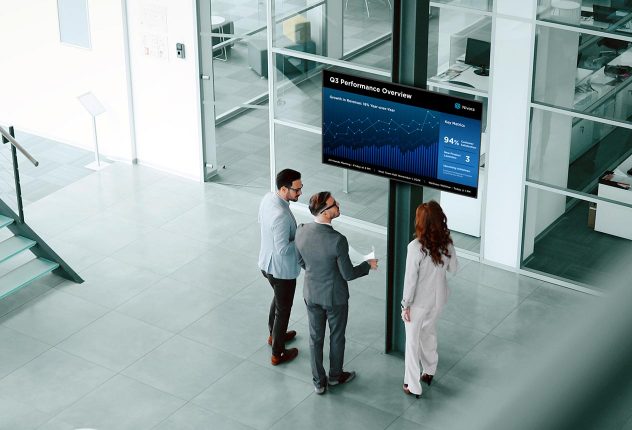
[421,373,434,386]
[271,348,298,366]
[267,330,297,346]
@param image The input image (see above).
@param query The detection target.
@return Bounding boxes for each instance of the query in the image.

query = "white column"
[482,1,536,268]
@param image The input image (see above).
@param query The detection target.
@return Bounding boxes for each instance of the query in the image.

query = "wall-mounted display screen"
[322,70,483,198]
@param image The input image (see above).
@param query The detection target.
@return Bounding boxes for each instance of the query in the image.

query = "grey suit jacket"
[295,222,370,306]
[258,192,300,279]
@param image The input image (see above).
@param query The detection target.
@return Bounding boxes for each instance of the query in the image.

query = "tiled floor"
[0,131,95,210]
[0,162,593,429]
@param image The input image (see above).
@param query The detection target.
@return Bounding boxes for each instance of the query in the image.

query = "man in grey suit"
[258,169,303,366]
[295,191,378,394]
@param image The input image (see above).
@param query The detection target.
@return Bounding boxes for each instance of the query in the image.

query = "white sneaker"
[314,386,326,395]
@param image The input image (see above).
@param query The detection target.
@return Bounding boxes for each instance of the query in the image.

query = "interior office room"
[0,0,631,428]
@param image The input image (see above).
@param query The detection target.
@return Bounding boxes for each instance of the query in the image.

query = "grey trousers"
[305,300,349,388]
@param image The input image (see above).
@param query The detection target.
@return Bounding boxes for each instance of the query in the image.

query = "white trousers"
[403,305,442,396]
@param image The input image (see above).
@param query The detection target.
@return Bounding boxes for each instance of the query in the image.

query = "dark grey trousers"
[262,271,296,356]
[305,300,349,388]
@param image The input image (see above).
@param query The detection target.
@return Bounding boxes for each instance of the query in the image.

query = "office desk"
[574,47,632,114]
[429,63,490,93]
[595,153,632,240]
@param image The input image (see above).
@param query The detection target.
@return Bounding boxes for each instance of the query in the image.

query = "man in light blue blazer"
[295,191,378,394]
[258,169,303,366]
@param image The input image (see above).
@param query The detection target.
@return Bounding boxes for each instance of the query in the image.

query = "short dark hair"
[275,169,301,190]
[308,191,332,215]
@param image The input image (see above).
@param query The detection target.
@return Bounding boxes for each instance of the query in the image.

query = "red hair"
[414,200,453,266]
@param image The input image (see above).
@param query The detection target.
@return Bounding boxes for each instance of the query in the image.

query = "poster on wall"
[140,0,168,60]
[322,70,483,198]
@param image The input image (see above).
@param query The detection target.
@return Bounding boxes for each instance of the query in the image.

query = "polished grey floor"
[0,131,94,210]
[0,162,593,429]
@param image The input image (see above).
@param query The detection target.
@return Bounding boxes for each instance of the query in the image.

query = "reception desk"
[595,154,632,240]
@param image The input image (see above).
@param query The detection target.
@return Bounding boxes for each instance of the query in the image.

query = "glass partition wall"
[202,0,492,256]
[522,7,632,291]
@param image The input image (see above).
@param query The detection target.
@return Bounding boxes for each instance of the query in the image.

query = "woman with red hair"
[401,200,458,398]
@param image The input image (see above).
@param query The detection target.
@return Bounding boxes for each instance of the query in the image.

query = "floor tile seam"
[50,249,109,274]
[0,393,53,422]
[0,342,55,389]
[435,313,492,337]
[113,292,232,334]
[27,357,121,424]
[438,330,498,381]
[265,385,401,430]
[101,316,181,371]
[262,390,320,430]
[201,197,260,218]
[147,226,219,258]
[27,209,96,241]
[436,313,490,337]
[0,285,56,320]
[106,254,176,281]
[185,361,313,427]
[60,234,156,262]
[146,400,259,430]
[109,274,177,313]
[0,322,58,349]
[177,329,257,360]
[44,369,186,428]
[522,285,597,312]
[452,274,531,299]
[483,289,533,338]
[51,307,176,367]
[168,320,248,360]
[9,288,115,342]
[171,288,268,337]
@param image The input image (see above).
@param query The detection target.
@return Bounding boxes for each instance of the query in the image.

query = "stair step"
[0,258,59,300]
[0,215,14,229]
[0,236,37,264]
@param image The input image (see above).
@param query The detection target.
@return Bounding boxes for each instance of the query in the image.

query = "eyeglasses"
[319,200,339,214]
[288,186,303,193]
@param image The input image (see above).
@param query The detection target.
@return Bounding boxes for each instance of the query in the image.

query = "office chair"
[598,37,629,53]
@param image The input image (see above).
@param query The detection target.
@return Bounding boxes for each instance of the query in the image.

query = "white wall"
[126,0,203,180]
[0,0,133,161]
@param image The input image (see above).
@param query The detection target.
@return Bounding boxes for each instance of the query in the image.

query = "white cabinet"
[595,154,632,240]
[570,119,594,163]
[615,83,632,122]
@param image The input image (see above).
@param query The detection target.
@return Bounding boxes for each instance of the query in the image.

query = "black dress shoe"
[328,371,356,386]
[267,330,297,346]
[403,384,420,399]
[421,373,433,386]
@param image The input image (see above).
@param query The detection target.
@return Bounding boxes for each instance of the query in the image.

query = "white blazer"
[401,239,458,310]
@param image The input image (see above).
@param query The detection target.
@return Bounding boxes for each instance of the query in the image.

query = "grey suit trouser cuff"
[305,300,349,388]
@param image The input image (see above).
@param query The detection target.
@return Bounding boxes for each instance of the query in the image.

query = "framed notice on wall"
[57,0,92,49]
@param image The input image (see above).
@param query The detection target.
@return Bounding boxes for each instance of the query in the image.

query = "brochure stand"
[77,92,110,170]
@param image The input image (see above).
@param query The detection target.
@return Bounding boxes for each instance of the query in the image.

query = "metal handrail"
[0,126,39,166]
[0,126,36,223]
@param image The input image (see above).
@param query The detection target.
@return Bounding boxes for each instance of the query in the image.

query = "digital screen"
[322,70,483,197]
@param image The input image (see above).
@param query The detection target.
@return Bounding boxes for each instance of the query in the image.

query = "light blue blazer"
[258,192,300,279]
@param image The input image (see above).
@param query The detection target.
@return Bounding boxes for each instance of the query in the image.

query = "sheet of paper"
[348,245,375,265]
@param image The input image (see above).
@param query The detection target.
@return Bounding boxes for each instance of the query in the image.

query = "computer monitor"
[594,5,617,23]
[611,0,632,12]
[464,38,491,77]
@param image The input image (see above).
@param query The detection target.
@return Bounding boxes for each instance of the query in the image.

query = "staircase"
[0,210,81,300]
[0,125,82,299]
